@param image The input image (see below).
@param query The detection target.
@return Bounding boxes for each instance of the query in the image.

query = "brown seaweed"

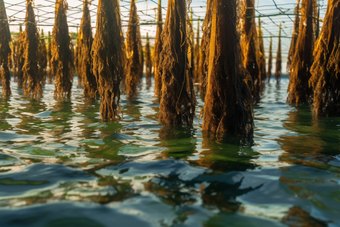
[39,29,47,87]
[287,0,315,104]
[51,0,74,100]
[17,24,25,88]
[145,33,152,88]
[0,0,11,96]
[202,0,254,142]
[22,0,42,98]
[91,0,124,120]
[158,0,196,126]
[194,19,200,83]
[287,1,300,71]
[197,0,213,100]
[309,0,340,116]
[258,17,266,82]
[275,23,282,83]
[125,0,142,99]
[153,0,163,97]
[47,31,53,84]
[267,36,272,82]
[241,0,261,103]
[80,0,97,98]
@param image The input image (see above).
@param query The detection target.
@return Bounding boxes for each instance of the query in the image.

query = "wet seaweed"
[22,0,42,98]
[47,31,52,84]
[275,23,282,83]
[194,19,200,83]
[80,0,97,98]
[0,0,11,96]
[258,17,266,82]
[10,40,17,80]
[287,1,300,71]
[241,0,261,103]
[202,0,254,143]
[287,0,315,104]
[267,36,273,82]
[75,33,82,87]
[51,0,74,100]
[125,0,142,99]
[153,0,163,97]
[39,30,47,87]
[16,24,25,88]
[309,0,340,116]
[197,0,213,100]
[145,33,152,88]
[91,0,124,120]
[158,0,196,126]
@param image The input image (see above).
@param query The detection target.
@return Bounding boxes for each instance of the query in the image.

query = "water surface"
[0,76,339,227]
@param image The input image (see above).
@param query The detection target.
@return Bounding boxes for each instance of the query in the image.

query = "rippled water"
[0,75,340,227]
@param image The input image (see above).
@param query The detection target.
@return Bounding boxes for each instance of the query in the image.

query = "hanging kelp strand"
[92,0,124,120]
[242,0,261,103]
[75,32,82,86]
[202,0,254,142]
[158,0,196,126]
[267,36,273,82]
[287,1,300,71]
[287,0,315,104]
[198,0,213,100]
[0,0,11,96]
[47,31,52,84]
[22,0,42,98]
[194,19,200,83]
[11,40,17,80]
[145,33,152,88]
[153,0,163,97]
[52,0,74,99]
[17,24,25,88]
[125,0,142,99]
[275,23,282,83]
[309,0,340,116]
[80,0,96,98]
[258,17,266,82]
[39,30,47,86]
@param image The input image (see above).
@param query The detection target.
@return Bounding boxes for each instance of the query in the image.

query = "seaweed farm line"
[0,75,339,226]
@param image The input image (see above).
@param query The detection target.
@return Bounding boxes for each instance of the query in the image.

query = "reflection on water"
[0,76,339,226]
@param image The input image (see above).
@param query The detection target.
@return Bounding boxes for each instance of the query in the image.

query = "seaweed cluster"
[153,0,163,97]
[0,0,11,96]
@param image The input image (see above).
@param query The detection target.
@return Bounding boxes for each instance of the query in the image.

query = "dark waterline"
[0,76,339,227]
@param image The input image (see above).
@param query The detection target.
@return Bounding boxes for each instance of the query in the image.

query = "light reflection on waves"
[0,76,339,226]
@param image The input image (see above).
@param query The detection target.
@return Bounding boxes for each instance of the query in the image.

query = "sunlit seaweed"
[10,40,17,80]
[287,1,300,71]
[267,36,273,82]
[39,30,47,87]
[153,0,163,97]
[125,0,142,99]
[241,0,261,103]
[309,0,340,116]
[51,0,74,100]
[22,0,42,98]
[75,34,82,87]
[158,0,196,126]
[202,0,254,142]
[0,0,11,96]
[145,33,152,88]
[258,17,266,82]
[16,24,25,88]
[80,0,97,98]
[275,23,282,83]
[91,0,124,120]
[197,0,212,100]
[47,31,53,84]
[194,19,200,83]
[287,0,315,104]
